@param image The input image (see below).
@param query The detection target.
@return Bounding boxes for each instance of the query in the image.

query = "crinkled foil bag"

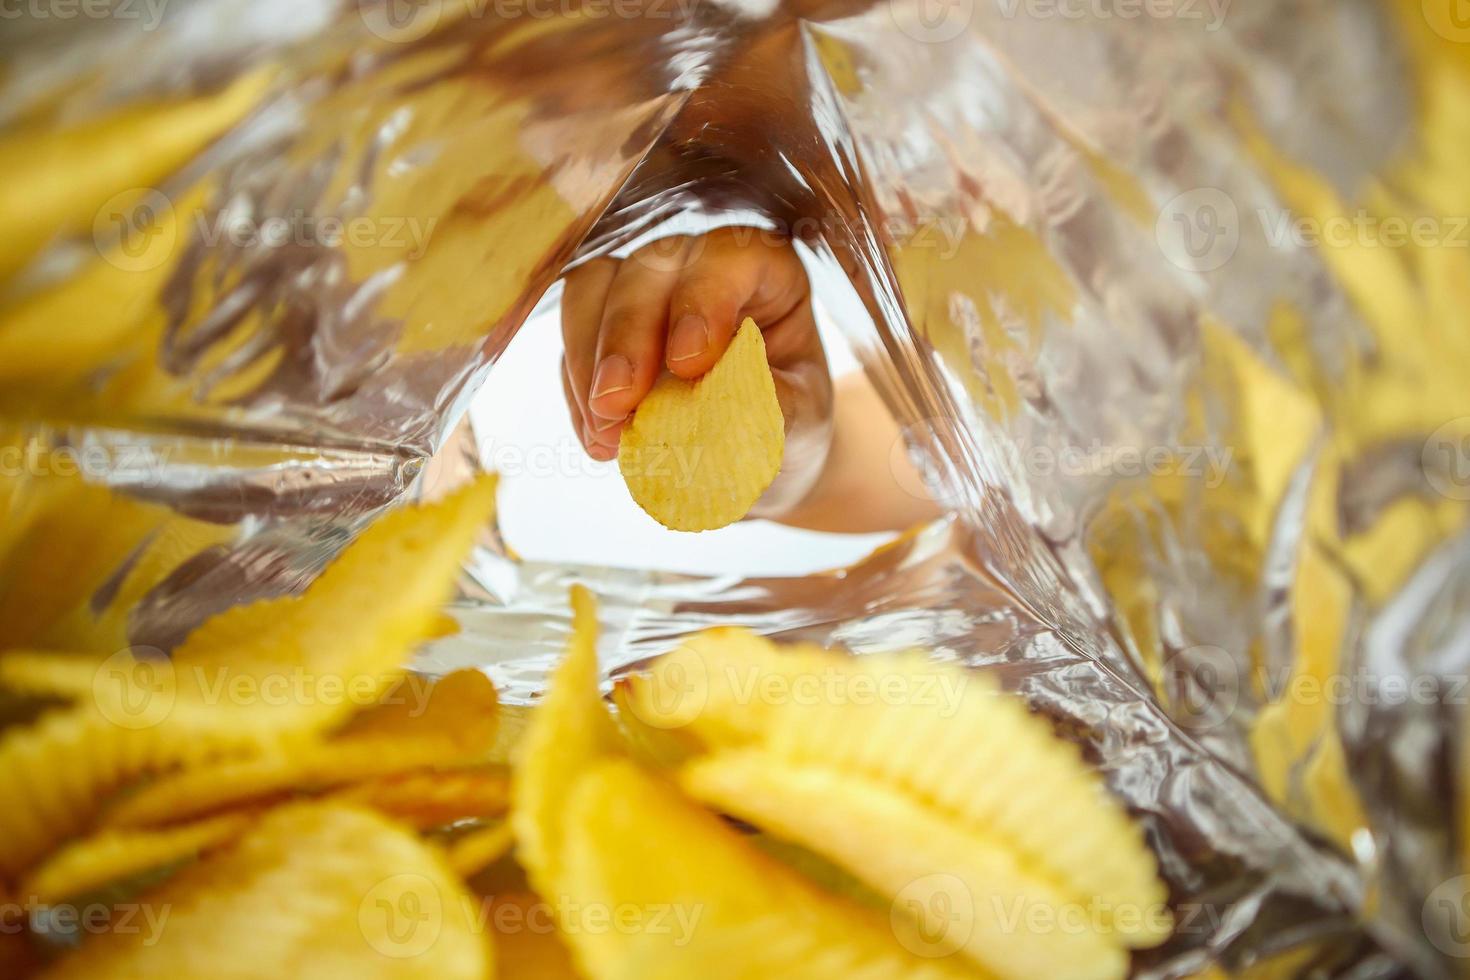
[3,0,1469,975]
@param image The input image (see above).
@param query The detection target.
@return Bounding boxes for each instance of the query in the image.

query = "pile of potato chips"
[0,459,1173,977]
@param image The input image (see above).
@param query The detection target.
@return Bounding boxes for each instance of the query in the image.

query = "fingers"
[559,230,819,467]
[560,258,618,459]
[585,238,692,425]
[665,226,811,379]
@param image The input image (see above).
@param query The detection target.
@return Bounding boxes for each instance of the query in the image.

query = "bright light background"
[468,251,892,577]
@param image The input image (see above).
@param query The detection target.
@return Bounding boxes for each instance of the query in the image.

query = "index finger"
[663,227,810,380]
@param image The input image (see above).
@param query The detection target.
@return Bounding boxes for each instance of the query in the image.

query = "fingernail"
[668,314,708,363]
[590,354,633,399]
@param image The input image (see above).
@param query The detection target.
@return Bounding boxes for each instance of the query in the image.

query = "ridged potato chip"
[618,318,783,531]
[620,635,1174,976]
[39,803,489,980]
[0,707,239,877]
[753,656,1170,944]
[340,668,499,749]
[330,768,511,831]
[108,669,500,827]
[0,482,497,873]
[162,475,499,737]
[682,751,1129,980]
[107,736,451,827]
[21,811,255,904]
[559,758,969,979]
[513,590,968,979]
[511,584,620,897]
[626,639,1168,944]
[613,627,824,749]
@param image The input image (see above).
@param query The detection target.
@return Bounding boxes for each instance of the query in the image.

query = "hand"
[560,227,834,519]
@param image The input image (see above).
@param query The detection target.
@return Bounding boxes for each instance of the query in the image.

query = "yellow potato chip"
[681,751,1130,980]
[0,470,498,874]
[0,706,242,877]
[558,758,969,979]
[340,668,499,752]
[0,650,105,700]
[511,596,966,978]
[0,478,493,739]
[105,666,498,827]
[752,655,1170,945]
[612,626,823,749]
[108,710,497,830]
[0,478,191,650]
[39,803,489,980]
[162,474,499,737]
[330,768,511,831]
[511,584,622,898]
[445,822,515,877]
[0,184,210,387]
[21,811,255,904]
[610,682,699,770]
[618,318,784,531]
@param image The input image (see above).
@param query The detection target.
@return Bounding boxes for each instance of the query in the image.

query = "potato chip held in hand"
[618,317,784,532]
